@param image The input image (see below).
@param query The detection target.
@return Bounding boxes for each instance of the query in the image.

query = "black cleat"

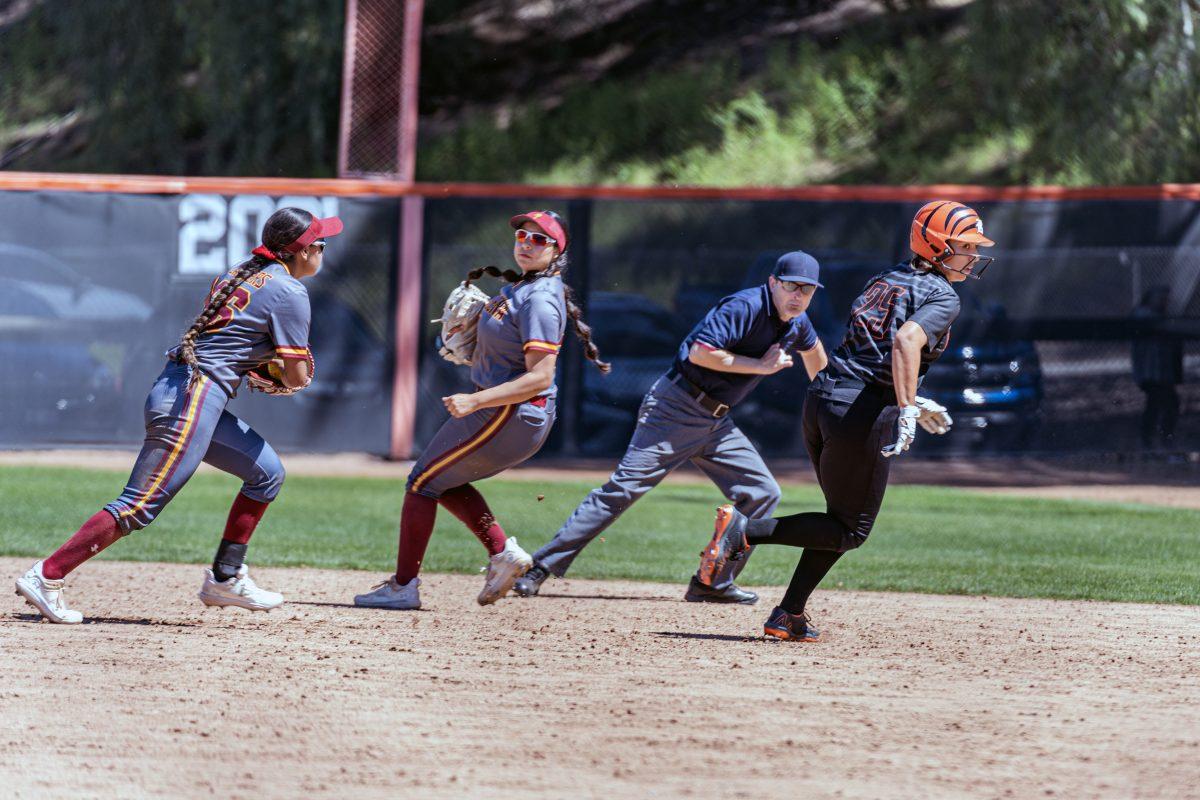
[684,576,758,605]
[762,606,821,642]
[513,562,550,597]
[697,504,750,587]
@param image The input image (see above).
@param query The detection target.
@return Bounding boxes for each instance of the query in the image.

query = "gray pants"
[534,376,780,588]
[106,361,285,534]
[407,398,556,499]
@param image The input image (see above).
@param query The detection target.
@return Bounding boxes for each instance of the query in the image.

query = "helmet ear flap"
[927,231,951,263]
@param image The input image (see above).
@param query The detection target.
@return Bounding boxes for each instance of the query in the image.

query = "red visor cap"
[510,211,568,252]
[281,215,345,254]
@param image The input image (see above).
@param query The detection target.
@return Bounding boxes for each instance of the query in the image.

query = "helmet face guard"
[939,244,995,280]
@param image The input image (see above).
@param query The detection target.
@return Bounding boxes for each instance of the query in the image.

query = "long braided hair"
[465,214,610,374]
[175,207,314,387]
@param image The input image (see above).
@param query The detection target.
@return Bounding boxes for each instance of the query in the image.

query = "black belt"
[666,369,730,418]
[810,371,892,401]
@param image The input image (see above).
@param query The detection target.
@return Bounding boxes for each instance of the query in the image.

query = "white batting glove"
[882,405,920,458]
[913,395,952,435]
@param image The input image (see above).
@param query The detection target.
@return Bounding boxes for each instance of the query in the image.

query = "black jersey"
[826,262,961,388]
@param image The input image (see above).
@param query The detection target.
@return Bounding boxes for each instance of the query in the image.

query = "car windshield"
[585,294,686,356]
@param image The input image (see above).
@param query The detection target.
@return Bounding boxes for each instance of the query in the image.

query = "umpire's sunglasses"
[514,229,557,248]
[777,279,818,296]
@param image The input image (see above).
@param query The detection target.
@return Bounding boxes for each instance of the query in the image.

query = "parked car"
[577,292,692,455]
[916,300,1043,452]
[0,244,153,442]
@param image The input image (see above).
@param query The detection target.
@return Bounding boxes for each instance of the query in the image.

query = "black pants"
[1139,382,1180,449]
[747,384,899,613]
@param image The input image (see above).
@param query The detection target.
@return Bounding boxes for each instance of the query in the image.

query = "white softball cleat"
[15,560,84,624]
[477,537,533,606]
[198,564,284,612]
[354,576,421,610]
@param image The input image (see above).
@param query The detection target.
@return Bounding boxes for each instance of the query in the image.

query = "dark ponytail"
[549,249,611,374]
[176,207,314,388]
[465,214,610,374]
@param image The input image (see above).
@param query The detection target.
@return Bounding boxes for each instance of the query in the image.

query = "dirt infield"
[2,558,1196,799]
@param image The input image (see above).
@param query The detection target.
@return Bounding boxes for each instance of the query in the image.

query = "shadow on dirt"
[652,631,761,643]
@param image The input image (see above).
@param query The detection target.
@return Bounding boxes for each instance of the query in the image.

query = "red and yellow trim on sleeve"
[275,345,311,360]
[522,339,562,355]
[410,404,517,493]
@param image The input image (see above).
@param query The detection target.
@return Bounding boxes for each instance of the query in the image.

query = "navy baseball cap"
[773,251,823,288]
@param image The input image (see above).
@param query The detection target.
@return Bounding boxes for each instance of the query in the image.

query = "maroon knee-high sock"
[396,491,439,584]
[222,493,270,545]
[43,510,123,580]
[438,484,507,556]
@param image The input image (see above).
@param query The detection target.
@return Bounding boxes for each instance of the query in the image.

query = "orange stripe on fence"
[5,171,1200,202]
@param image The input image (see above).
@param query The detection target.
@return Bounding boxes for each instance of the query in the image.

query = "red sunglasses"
[514,229,557,248]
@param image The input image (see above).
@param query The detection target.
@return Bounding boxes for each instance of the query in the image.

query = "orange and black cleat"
[762,606,821,642]
[697,503,750,587]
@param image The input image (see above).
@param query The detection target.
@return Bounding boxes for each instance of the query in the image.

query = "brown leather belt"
[666,369,730,418]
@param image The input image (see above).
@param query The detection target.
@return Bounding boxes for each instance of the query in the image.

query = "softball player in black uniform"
[699,200,995,641]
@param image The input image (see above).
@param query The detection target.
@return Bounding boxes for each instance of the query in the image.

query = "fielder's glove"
[246,352,314,396]
[913,395,953,435]
[882,404,920,457]
[432,281,490,366]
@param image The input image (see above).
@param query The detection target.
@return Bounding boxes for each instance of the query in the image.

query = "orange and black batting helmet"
[910,200,995,277]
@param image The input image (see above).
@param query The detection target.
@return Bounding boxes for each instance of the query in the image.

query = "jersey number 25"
[851,282,906,340]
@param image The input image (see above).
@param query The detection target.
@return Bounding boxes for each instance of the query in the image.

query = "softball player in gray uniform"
[513,251,829,604]
[355,210,610,611]
[15,207,339,623]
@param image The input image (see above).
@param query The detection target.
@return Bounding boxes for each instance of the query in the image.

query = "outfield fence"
[0,174,1197,458]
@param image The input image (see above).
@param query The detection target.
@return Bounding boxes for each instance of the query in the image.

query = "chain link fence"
[0,185,1196,457]
[415,198,1200,458]
[337,0,423,179]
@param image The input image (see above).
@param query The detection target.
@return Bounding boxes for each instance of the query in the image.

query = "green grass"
[3,466,1197,605]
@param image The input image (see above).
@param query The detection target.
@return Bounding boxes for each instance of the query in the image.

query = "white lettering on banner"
[177,195,341,275]
[228,195,277,264]
[177,194,227,275]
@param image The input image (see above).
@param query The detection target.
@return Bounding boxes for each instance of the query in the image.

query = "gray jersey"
[470,274,566,397]
[168,261,312,396]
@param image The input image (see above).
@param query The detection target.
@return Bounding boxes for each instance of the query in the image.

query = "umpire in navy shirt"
[514,252,829,603]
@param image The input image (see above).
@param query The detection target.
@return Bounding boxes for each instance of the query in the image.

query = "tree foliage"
[2,0,1197,185]
[0,0,344,175]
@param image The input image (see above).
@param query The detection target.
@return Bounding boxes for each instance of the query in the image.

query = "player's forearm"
[800,342,827,379]
[280,359,310,388]
[470,370,553,409]
[688,345,771,375]
[891,337,922,407]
